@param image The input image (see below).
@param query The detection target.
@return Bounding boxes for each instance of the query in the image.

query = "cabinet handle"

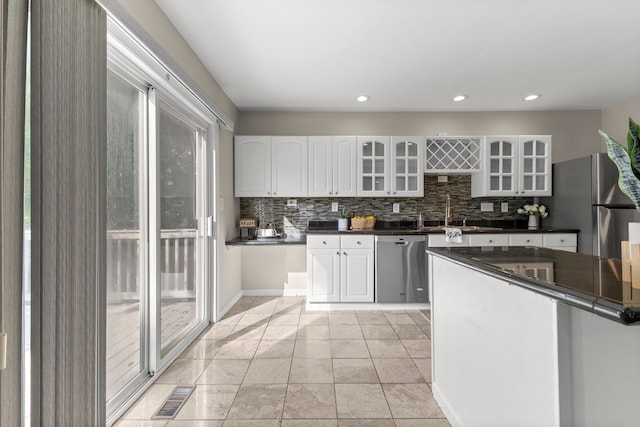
[273,192,277,195]
[343,251,347,255]
[329,191,332,195]
[267,192,271,195]
[489,240,493,243]
[336,251,340,255]
[387,191,391,195]
[335,192,338,195]
[393,191,396,195]
[322,241,327,245]
[560,239,565,242]
[357,241,361,245]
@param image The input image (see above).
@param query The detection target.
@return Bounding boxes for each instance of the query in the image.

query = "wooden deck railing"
[106,229,198,302]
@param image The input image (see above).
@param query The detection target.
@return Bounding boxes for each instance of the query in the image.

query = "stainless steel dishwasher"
[375,235,428,303]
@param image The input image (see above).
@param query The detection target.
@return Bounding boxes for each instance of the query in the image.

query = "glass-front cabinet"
[391,136,424,197]
[357,136,390,196]
[472,135,551,197]
[487,136,518,195]
[519,136,551,196]
[356,136,424,197]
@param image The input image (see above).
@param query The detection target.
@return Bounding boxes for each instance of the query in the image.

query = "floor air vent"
[152,385,195,419]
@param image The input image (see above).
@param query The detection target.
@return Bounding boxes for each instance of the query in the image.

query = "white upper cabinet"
[308,136,332,196]
[234,136,308,197]
[308,136,357,197]
[357,136,390,197]
[471,135,552,197]
[234,136,272,197]
[272,136,308,197]
[518,136,552,196]
[356,136,424,197]
[391,136,424,197]
[333,136,358,196]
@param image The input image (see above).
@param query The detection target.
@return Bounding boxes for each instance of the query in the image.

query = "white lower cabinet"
[467,234,509,247]
[508,234,544,247]
[429,232,577,252]
[307,235,374,303]
[428,234,469,247]
[542,233,577,252]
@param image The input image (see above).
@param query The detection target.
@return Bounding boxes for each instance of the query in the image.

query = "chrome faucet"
[444,194,451,227]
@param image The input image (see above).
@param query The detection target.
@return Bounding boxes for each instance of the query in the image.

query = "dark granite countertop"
[305,227,578,235]
[226,219,578,245]
[426,246,640,325]
[305,219,578,235]
[225,236,306,246]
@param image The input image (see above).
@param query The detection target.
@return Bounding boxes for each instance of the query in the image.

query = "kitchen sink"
[419,225,503,232]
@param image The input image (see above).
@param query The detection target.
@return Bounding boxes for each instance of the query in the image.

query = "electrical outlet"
[287,199,297,207]
[218,197,224,212]
[393,203,400,213]
[480,202,494,212]
[437,175,448,183]
[331,202,339,212]
[438,132,447,136]
[501,202,509,213]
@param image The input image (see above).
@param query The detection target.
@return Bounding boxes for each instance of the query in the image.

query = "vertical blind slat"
[30,1,107,425]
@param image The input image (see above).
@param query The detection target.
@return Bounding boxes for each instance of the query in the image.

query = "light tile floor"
[116,296,450,427]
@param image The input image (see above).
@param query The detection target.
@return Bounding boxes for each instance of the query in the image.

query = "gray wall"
[601,95,640,144]
[237,110,603,163]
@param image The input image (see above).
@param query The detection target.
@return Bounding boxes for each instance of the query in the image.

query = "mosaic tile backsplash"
[239,175,534,239]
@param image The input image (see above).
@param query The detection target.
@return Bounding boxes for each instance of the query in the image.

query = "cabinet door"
[234,136,271,197]
[333,136,357,196]
[391,136,424,197]
[468,234,509,247]
[485,136,518,196]
[307,248,341,303]
[272,136,308,197]
[357,136,390,197]
[519,136,552,196]
[340,248,374,302]
[308,136,333,197]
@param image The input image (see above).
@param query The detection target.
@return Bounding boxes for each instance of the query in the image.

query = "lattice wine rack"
[425,137,482,173]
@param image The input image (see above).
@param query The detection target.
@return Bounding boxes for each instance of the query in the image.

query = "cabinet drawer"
[307,235,340,249]
[542,233,577,248]
[428,234,470,247]
[341,234,374,249]
[468,234,509,247]
[508,234,543,247]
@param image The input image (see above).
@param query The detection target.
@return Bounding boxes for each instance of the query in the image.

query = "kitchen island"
[426,246,640,426]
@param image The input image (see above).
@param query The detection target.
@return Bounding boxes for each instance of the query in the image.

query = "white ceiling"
[155,0,640,112]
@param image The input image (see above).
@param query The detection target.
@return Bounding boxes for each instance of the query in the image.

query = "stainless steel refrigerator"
[541,152,640,259]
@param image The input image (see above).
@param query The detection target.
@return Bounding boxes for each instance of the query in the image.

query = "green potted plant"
[338,207,351,231]
[600,118,640,209]
[600,118,640,266]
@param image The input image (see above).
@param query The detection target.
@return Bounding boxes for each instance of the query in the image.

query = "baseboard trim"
[242,288,307,297]
[216,290,242,321]
[432,381,462,427]
[304,302,430,311]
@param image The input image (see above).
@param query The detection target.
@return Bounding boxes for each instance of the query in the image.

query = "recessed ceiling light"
[356,95,369,102]
[453,95,468,102]
[524,94,541,101]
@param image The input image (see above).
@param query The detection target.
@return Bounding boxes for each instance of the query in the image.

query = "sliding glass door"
[105,57,213,418]
[106,69,147,403]
[156,100,207,358]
